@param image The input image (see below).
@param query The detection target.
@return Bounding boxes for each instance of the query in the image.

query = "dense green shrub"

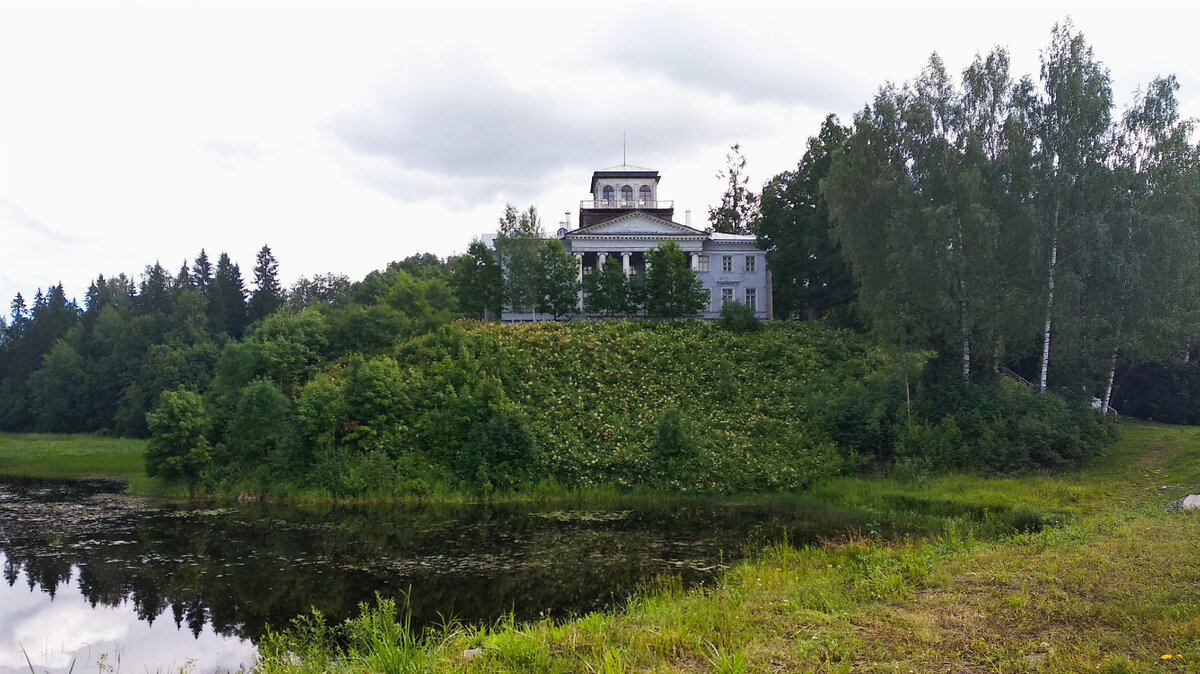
[905,378,1115,474]
[459,408,540,490]
[394,321,889,491]
[166,319,1116,497]
[226,378,293,467]
[311,448,398,497]
[650,407,695,486]
[295,373,346,456]
[718,301,762,332]
[342,354,409,455]
[145,387,212,488]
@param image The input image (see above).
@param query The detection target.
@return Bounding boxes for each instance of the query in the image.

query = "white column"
[575,253,585,312]
[621,252,631,276]
[598,252,608,268]
[690,253,700,270]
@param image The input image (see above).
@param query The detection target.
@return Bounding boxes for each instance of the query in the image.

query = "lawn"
[0,433,146,481]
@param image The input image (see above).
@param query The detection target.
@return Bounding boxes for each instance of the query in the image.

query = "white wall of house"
[696,239,769,319]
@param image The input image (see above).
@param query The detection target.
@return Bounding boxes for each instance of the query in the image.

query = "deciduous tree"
[449,240,501,320]
[536,240,580,319]
[756,115,854,321]
[584,257,631,316]
[709,144,759,235]
[145,387,212,488]
[644,242,706,318]
[495,204,544,314]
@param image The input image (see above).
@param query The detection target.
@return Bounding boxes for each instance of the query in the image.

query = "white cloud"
[0,557,256,674]
[0,0,1196,306]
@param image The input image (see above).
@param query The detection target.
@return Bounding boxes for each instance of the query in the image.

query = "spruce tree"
[137,262,173,316]
[191,249,213,296]
[174,260,193,292]
[209,253,248,338]
[8,293,27,333]
[249,244,284,322]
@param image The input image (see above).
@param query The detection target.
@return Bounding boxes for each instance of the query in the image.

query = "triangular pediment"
[568,211,705,237]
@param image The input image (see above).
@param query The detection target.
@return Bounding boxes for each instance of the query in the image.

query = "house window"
[721,287,734,306]
[602,185,614,204]
[639,185,652,205]
[721,255,733,273]
[744,288,757,311]
[621,185,633,204]
[697,255,710,273]
[744,255,757,273]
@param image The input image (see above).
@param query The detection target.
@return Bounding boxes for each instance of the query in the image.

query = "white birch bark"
[961,288,971,379]
[1038,203,1059,394]
[1101,342,1118,415]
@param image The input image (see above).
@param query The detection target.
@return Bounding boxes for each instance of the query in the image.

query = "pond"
[0,477,932,673]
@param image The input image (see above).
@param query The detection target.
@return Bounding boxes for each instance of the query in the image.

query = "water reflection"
[1,558,254,674]
[0,477,949,673]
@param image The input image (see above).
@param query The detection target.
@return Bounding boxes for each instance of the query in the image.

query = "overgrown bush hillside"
[395,321,885,491]
[144,320,1114,499]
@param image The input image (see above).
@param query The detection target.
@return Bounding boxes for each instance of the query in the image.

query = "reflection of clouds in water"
[8,598,128,669]
[0,556,255,674]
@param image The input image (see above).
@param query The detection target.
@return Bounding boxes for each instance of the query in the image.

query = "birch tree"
[1096,76,1200,412]
[495,204,544,314]
[1032,20,1113,393]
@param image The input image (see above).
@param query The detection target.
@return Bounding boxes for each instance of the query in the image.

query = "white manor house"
[501,164,772,321]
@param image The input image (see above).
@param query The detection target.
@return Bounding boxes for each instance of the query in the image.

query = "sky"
[2,0,1197,310]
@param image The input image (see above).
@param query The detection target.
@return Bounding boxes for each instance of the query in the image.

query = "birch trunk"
[1039,201,1060,394]
[960,289,971,379]
[1101,341,1118,415]
[955,212,970,380]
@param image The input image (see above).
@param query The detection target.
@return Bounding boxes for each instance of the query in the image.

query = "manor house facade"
[505,164,771,321]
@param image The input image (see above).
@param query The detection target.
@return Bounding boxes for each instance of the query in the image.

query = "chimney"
[685,210,691,227]
[565,211,571,229]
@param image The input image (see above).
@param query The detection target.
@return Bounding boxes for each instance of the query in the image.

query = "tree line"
[0,245,470,436]
[0,213,714,439]
[491,204,707,319]
[751,21,1199,412]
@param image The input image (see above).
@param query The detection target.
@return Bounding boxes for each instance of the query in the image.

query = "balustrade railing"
[580,199,673,210]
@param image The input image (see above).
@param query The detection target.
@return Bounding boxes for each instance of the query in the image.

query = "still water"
[0,478,895,673]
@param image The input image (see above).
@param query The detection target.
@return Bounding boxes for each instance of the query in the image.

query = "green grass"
[257,422,1200,673]
[0,433,146,481]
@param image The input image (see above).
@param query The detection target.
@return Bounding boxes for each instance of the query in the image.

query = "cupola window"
[621,185,633,204]
[602,185,614,204]
[639,185,652,205]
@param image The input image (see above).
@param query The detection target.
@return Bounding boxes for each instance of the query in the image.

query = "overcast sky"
[2,0,1197,310]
